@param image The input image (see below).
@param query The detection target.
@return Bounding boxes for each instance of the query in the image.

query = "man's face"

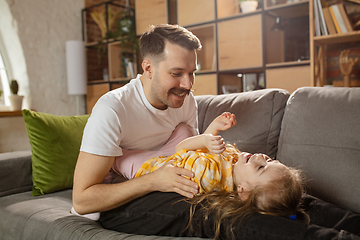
[148,41,197,110]
[233,152,287,193]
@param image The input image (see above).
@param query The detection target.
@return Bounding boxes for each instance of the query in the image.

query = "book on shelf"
[123,57,136,78]
[313,0,321,36]
[322,7,337,34]
[328,5,341,33]
[329,4,348,33]
[317,0,329,35]
[337,3,354,32]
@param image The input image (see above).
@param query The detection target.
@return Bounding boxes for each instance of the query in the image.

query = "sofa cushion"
[277,87,360,213]
[22,109,89,196]
[0,189,201,240]
[195,88,290,159]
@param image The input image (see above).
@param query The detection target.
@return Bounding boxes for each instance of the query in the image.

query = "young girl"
[135,112,302,196]
[134,112,308,239]
[135,112,238,193]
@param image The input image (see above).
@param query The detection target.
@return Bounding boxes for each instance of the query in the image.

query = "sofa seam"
[199,97,214,134]
[280,142,360,152]
[266,91,276,156]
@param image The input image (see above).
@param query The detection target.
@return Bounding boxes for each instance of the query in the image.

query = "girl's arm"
[175,112,236,153]
[204,112,236,136]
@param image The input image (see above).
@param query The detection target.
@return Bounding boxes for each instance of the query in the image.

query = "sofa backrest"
[195,88,289,159]
[277,87,360,213]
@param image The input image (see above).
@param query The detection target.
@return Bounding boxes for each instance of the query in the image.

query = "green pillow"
[22,109,89,196]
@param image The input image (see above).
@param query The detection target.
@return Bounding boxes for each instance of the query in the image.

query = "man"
[72,24,202,217]
[72,25,360,239]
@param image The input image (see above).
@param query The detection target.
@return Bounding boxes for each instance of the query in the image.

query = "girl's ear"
[237,185,250,201]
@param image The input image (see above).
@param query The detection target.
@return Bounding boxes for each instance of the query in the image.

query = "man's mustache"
[169,88,191,95]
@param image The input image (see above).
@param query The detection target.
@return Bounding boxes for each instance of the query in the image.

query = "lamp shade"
[66,40,87,95]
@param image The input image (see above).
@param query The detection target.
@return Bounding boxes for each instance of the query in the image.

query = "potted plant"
[8,79,24,111]
[239,0,260,13]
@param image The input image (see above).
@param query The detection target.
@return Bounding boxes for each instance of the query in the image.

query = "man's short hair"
[139,24,202,60]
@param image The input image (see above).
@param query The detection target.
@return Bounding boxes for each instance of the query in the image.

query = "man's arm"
[72,151,199,215]
[175,112,236,154]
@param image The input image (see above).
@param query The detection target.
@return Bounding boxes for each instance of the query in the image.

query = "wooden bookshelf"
[310,0,360,86]
[135,0,169,34]
[313,30,360,44]
[83,1,137,113]
[133,0,312,94]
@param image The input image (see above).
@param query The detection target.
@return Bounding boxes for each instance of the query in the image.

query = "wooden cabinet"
[192,74,218,96]
[188,24,216,73]
[85,0,318,106]
[86,84,109,114]
[217,0,241,19]
[135,0,169,35]
[175,1,267,95]
[135,0,177,35]
[218,14,263,70]
[177,0,311,94]
[264,1,312,91]
[266,64,311,93]
[177,0,215,26]
[83,0,359,111]
[309,0,360,87]
[83,1,137,113]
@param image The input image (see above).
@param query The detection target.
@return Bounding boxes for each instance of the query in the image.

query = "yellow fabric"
[135,149,238,194]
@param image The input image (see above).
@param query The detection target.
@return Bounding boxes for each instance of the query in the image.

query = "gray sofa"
[1,87,359,240]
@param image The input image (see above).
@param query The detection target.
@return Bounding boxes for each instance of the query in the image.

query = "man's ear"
[237,184,250,201]
[142,59,152,79]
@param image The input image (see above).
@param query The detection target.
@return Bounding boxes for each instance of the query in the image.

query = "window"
[0,0,29,111]
[0,50,10,106]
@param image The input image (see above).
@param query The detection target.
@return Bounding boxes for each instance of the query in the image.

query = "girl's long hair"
[187,147,308,239]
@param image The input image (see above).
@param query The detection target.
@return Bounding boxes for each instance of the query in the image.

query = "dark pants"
[99,192,360,240]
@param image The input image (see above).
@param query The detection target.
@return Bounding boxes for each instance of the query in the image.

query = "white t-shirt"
[80,74,198,157]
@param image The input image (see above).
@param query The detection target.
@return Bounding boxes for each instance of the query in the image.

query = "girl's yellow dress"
[135,148,238,194]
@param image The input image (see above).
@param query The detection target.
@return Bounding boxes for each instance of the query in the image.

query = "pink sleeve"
[112,123,194,179]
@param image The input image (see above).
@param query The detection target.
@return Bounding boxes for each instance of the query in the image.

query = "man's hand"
[149,162,199,198]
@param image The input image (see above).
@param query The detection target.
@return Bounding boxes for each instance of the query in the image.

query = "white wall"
[0,0,85,153]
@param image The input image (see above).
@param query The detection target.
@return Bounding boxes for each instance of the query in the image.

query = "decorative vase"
[8,94,24,111]
[240,1,258,13]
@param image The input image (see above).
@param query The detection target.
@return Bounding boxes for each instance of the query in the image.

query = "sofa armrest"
[0,151,32,197]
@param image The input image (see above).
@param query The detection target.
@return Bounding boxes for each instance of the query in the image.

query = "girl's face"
[233,152,287,196]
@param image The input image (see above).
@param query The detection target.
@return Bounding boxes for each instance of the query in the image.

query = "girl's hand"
[204,112,236,136]
[203,134,226,154]
[213,112,236,132]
